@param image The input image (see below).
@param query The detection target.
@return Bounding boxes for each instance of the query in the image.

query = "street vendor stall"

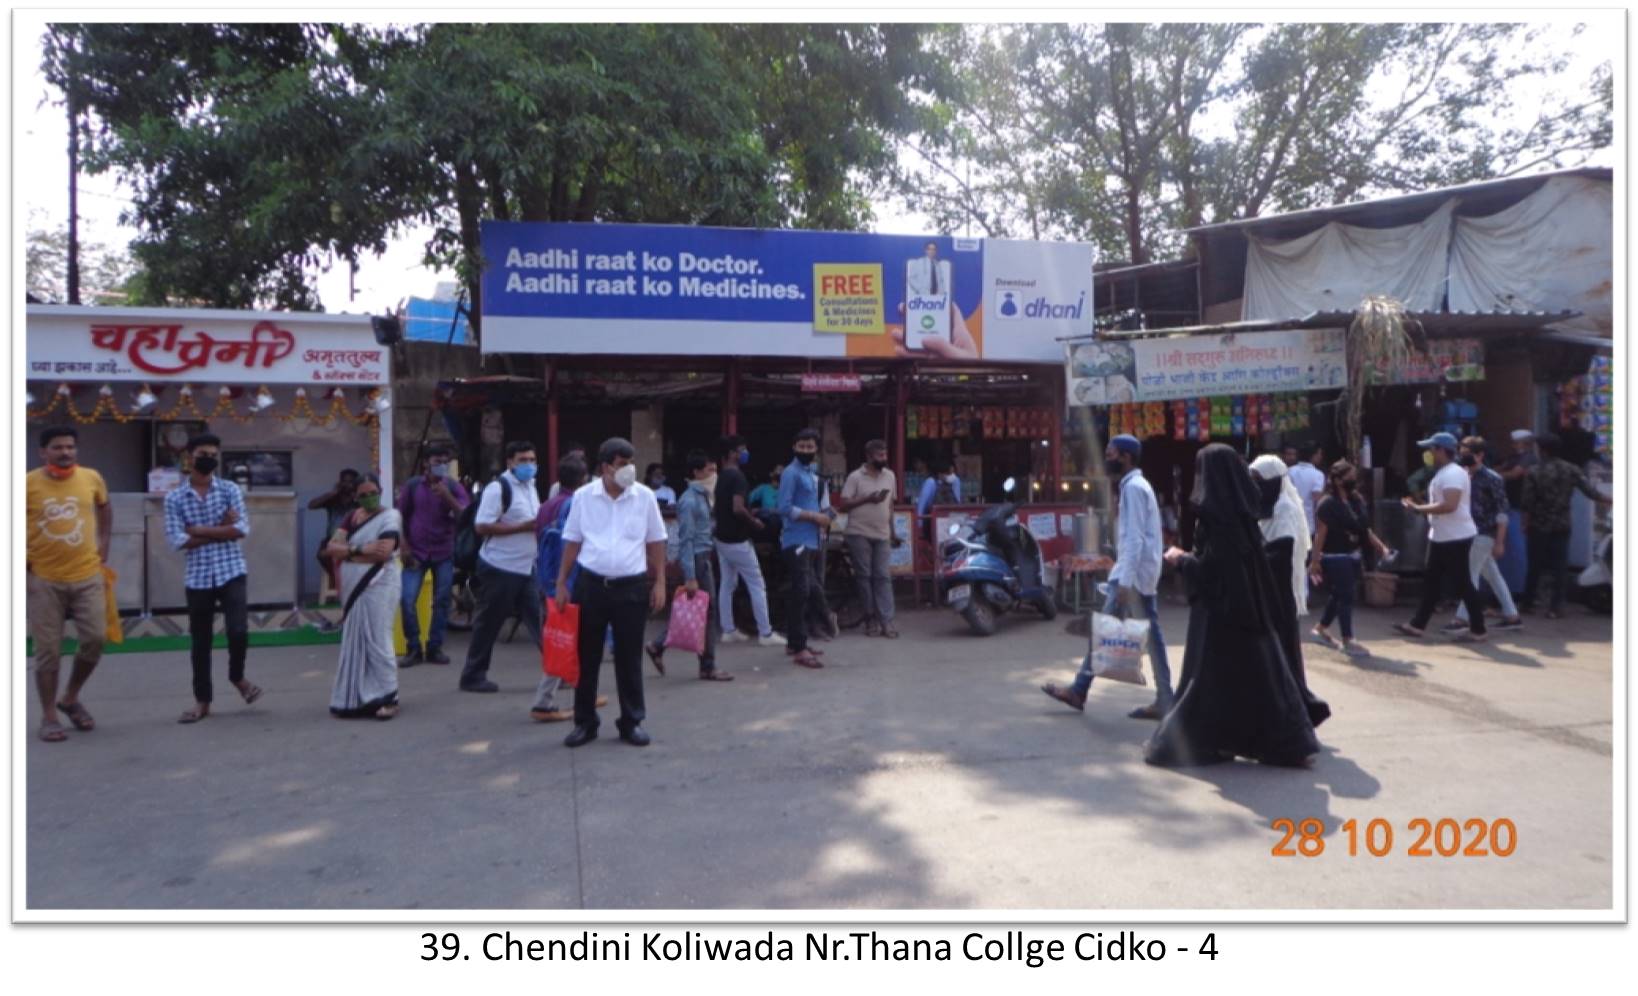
[25,305,393,615]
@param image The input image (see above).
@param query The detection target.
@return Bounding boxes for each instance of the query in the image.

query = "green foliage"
[43,23,946,325]
[896,23,1613,264]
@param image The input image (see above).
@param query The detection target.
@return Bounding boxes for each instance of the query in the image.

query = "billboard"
[480,222,1094,363]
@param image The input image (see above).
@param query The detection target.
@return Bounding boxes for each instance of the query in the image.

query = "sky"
[15,18,1617,316]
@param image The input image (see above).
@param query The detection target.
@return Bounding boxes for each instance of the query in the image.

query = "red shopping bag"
[543,599,580,686]
[663,589,711,656]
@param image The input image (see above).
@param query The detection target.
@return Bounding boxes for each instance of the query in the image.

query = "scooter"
[1577,522,1613,614]
[940,477,1058,636]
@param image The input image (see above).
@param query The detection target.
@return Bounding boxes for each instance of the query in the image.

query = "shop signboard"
[26,306,387,385]
[481,221,1095,363]
[800,373,863,393]
[1364,337,1486,385]
[1066,328,1348,406]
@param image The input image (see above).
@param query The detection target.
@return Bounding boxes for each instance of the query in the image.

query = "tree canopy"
[44,22,950,326]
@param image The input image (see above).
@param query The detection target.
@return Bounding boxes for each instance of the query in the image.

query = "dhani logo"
[996,289,1086,321]
[920,314,937,330]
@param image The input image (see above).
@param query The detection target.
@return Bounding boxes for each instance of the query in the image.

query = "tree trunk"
[454,160,484,342]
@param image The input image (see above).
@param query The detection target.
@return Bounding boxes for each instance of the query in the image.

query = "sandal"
[1392,623,1425,639]
[791,652,824,669]
[177,705,209,724]
[57,701,94,732]
[39,720,68,742]
[1309,627,1339,649]
[645,642,666,676]
[699,669,736,681]
[373,703,400,721]
[237,682,264,705]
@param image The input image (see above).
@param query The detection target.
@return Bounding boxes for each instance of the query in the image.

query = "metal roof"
[1179,167,1612,236]
[1061,308,1581,343]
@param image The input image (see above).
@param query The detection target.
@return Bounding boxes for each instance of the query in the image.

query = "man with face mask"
[165,433,261,724]
[1444,437,1523,633]
[1396,433,1487,642]
[1042,434,1173,720]
[459,441,546,696]
[556,438,670,747]
[837,440,899,637]
[778,428,836,669]
[396,444,470,667]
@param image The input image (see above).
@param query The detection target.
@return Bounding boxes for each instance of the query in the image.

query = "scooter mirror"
[1003,476,1017,494]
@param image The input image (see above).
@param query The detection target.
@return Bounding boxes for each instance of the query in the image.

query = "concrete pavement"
[23,599,1614,911]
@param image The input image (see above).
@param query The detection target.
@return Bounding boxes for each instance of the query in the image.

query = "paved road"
[24,600,1614,911]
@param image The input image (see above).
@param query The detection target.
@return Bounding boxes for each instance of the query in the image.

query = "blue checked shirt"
[164,477,251,589]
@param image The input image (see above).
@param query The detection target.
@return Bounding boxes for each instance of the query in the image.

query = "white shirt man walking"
[555,437,669,748]
[459,440,547,696]
[1395,432,1488,642]
[1041,434,1173,720]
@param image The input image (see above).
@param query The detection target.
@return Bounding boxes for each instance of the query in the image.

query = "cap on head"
[1510,429,1535,442]
[1417,431,1460,453]
[1110,434,1142,461]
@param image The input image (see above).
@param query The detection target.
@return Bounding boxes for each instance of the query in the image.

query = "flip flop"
[57,701,94,732]
[791,653,823,669]
[699,670,736,681]
[39,721,68,742]
[177,707,209,724]
[238,682,264,705]
[373,703,400,721]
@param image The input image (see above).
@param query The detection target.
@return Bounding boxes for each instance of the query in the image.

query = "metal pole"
[66,79,80,305]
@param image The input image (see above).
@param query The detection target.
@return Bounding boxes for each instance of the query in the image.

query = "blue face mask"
[739,449,751,466]
[512,463,537,483]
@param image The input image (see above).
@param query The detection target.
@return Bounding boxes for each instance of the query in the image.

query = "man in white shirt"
[555,437,669,748]
[1287,443,1328,534]
[1395,432,1487,643]
[459,441,549,696]
[906,241,951,297]
[1041,435,1174,720]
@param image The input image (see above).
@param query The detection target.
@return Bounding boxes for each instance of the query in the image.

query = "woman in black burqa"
[1145,444,1321,768]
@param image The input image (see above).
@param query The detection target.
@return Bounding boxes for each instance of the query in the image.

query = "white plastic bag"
[1091,611,1149,685]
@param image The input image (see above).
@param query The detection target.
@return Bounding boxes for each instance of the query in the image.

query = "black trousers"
[1410,537,1487,634]
[459,559,544,686]
[185,574,249,704]
[1522,529,1571,613]
[783,547,826,653]
[573,572,649,733]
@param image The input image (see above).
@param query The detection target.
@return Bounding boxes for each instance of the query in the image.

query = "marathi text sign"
[1067,329,1346,406]
[26,307,388,385]
[481,221,1094,362]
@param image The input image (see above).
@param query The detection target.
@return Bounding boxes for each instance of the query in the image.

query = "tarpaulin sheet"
[1449,175,1612,336]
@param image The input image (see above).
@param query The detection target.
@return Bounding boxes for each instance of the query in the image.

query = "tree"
[895,23,1613,264]
[43,23,948,329]
[26,213,138,304]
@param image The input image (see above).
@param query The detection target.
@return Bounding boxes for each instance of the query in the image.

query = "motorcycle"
[940,477,1058,636]
[1577,522,1613,614]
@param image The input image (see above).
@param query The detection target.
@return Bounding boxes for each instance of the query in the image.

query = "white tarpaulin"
[1448,175,1612,335]
[1243,200,1454,320]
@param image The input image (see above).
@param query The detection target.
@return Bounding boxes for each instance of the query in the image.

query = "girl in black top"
[1308,459,1391,657]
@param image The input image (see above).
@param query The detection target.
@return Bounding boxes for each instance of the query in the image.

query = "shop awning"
[1061,307,1580,343]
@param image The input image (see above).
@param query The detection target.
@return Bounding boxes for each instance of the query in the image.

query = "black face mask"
[795,451,815,465]
[1342,478,1360,492]
[192,455,219,474]
[1457,453,1478,468]
[1105,458,1128,478]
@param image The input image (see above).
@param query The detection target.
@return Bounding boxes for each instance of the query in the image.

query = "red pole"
[725,358,741,436]
[546,361,559,472]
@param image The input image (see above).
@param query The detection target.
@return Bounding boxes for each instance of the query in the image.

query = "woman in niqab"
[1145,445,1320,768]
[1249,454,1330,728]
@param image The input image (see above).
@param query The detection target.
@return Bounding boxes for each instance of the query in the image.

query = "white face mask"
[613,464,638,490]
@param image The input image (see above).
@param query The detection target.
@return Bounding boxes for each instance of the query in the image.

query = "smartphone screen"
[904,257,952,351]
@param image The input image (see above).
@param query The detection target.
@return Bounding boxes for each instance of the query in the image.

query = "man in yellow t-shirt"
[26,425,112,743]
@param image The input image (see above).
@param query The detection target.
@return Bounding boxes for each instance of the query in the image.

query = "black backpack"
[453,476,512,572]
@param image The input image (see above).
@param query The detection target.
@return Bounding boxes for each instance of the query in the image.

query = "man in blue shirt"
[916,459,961,518]
[1041,435,1174,720]
[778,428,834,669]
[163,434,262,724]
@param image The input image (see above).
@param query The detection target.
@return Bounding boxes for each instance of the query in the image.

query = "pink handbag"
[663,589,711,656]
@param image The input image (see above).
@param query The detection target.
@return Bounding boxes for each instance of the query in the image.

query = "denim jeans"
[400,556,455,651]
[1073,585,1173,707]
[185,574,249,704]
[1319,554,1361,639]
[714,539,774,638]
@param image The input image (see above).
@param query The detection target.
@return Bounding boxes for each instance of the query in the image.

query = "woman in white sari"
[325,474,403,720]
